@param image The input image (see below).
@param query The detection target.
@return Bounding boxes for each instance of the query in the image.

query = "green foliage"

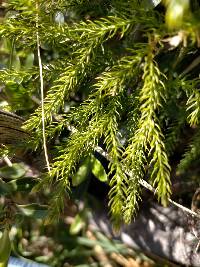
[178,128,200,173]
[0,227,11,267]
[123,51,171,223]
[164,0,190,29]
[1,0,200,232]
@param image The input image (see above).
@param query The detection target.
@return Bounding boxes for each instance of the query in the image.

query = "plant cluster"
[1,0,200,234]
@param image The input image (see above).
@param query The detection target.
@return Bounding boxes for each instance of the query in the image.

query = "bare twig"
[36,1,50,172]
[3,156,12,167]
[195,240,200,253]
[180,55,200,77]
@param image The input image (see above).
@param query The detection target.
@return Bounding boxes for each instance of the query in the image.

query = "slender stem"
[36,1,50,172]
[3,156,12,167]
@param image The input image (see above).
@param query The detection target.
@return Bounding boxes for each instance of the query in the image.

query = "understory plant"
[0,0,200,234]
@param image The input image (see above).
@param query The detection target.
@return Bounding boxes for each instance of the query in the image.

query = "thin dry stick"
[3,156,12,167]
[140,178,200,219]
[195,240,200,253]
[1,144,12,167]
[95,146,200,220]
[36,2,50,172]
